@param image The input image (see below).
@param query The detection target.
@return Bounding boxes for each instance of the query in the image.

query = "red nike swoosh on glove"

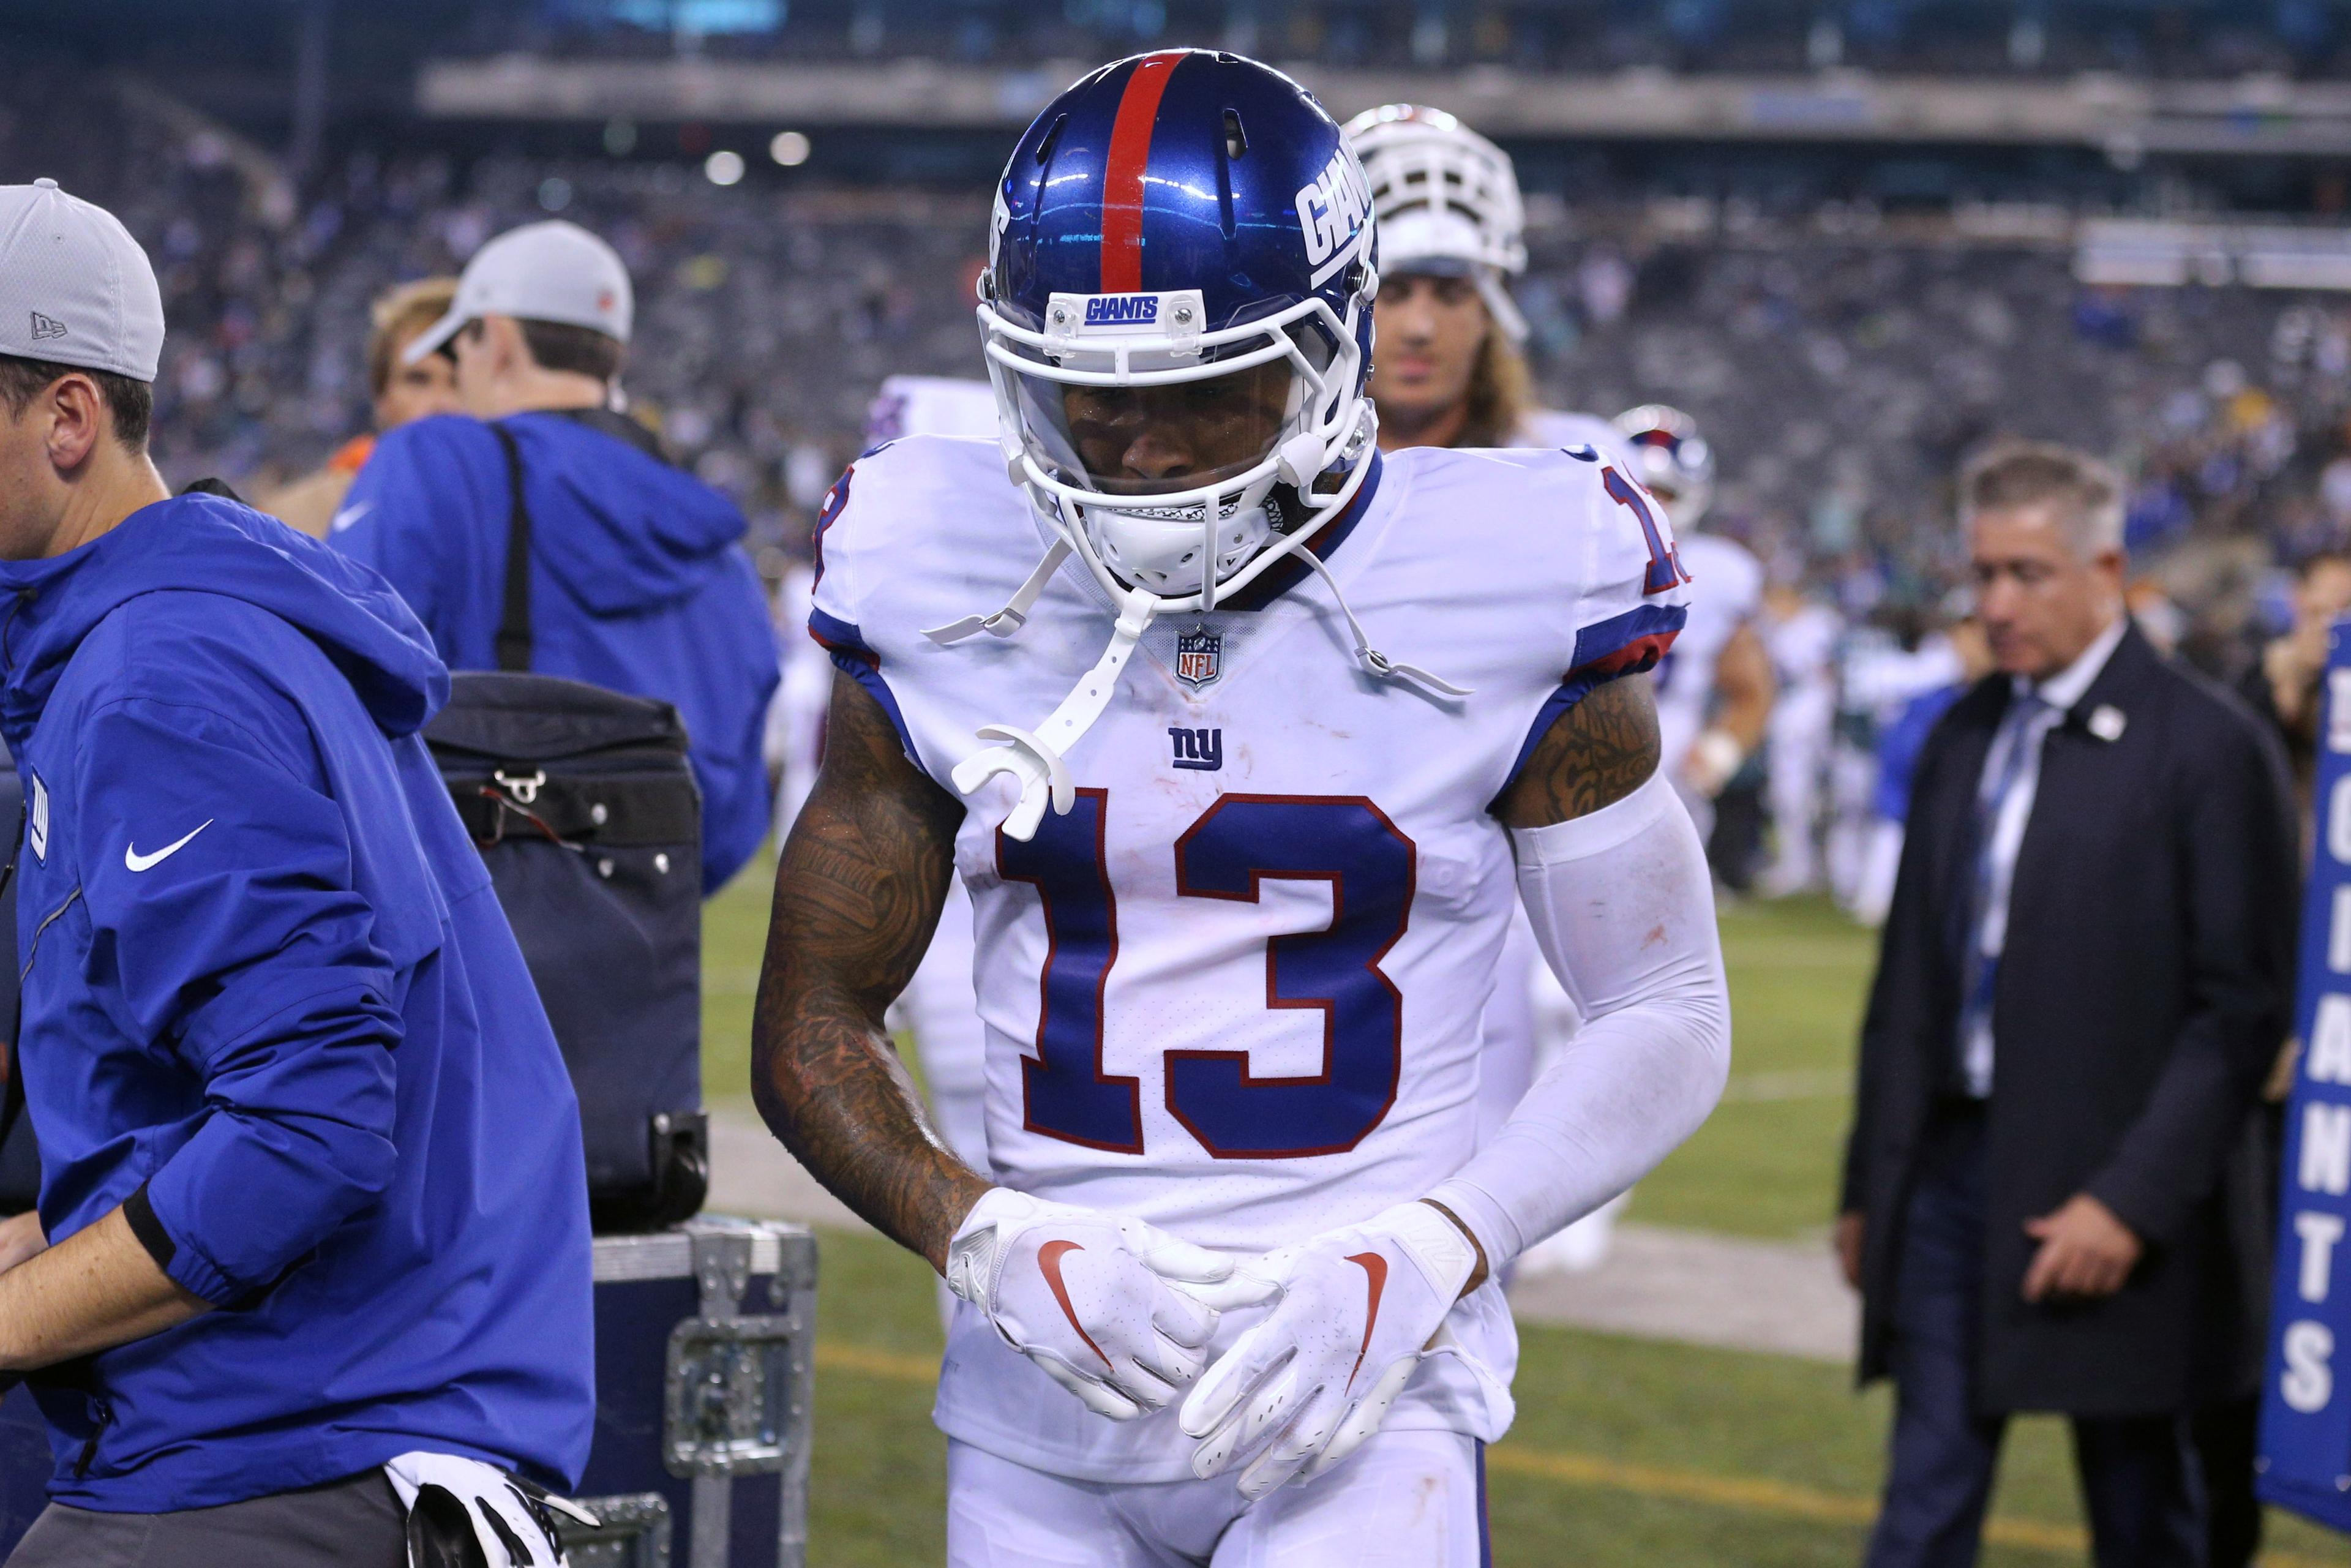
[1038,1240,1112,1370]
[1344,1252,1388,1386]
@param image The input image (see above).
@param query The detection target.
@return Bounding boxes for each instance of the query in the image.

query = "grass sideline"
[703,858,2345,1562]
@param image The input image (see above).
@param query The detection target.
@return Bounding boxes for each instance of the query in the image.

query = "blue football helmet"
[979,50,1380,613]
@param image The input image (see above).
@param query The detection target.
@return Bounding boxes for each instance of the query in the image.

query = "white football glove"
[385,1451,599,1568]
[946,1187,1277,1421]
[1179,1201,1480,1498]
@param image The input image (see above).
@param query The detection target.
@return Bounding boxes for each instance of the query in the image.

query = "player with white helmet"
[1613,404,1776,839]
[1343,102,1637,1278]
[1343,103,1629,461]
[752,53,1729,1564]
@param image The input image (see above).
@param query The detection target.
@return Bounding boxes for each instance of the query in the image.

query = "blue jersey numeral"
[1169,796,1414,1158]
[997,792,1415,1158]
[1605,467,1690,595]
[996,788,1144,1153]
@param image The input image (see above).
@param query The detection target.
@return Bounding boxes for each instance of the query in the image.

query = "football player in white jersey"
[1758,577,1844,897]
[1343,102,1635,1277]
[1342,103,1629,463]
[1613,405,1776,842]
[751,52,1730,1564]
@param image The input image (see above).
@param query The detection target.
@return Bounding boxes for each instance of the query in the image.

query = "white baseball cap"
[0,179,165,383]
[405,220,633,366]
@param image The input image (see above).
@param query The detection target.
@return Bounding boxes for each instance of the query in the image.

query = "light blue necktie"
[1955,691,2053,1096]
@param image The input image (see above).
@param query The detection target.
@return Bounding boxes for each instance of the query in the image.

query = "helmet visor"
[1008,357,1300,500]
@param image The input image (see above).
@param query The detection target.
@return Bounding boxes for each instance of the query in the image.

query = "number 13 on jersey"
[996,790,1415,1160]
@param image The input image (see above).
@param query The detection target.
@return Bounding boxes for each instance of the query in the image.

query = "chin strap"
[951,585,1158,841]
[1295,549,1474,698]
[923,539,1074,645]
[937,501,1464,841]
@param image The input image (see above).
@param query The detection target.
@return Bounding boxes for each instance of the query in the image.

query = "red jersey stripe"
[1100,51,1184,294]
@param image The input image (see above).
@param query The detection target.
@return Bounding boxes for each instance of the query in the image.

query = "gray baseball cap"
[0,179,165,383]
[405,220,633,366]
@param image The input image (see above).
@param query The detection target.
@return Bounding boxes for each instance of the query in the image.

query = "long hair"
[1454,317,1531,448]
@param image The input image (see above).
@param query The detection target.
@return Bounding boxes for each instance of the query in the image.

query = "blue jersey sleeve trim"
[1498,602,1689,798]
[807,606,923,771]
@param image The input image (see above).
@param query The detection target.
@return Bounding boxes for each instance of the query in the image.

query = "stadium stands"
[7,58,2349,669]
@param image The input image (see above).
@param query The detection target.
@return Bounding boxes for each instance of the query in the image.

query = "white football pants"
[945,1431,1490,1567]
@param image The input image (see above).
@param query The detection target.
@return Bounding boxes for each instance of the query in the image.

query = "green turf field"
[700,863,2345,1564]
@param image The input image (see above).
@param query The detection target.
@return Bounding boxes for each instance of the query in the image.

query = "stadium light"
[770,130,811,167]
[705,149,746,186]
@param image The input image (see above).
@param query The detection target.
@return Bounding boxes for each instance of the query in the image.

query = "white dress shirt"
[1958,613,2128,1097]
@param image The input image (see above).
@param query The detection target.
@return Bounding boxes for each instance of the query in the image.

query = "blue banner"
[2260,620,2351,1532]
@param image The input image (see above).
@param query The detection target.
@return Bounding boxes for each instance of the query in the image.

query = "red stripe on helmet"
[1100,51,1184,294]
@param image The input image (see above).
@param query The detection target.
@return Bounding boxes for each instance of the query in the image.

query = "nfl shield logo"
[1175,625,1223,691]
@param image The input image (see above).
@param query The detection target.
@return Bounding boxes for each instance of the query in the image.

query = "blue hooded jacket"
[334,411,779,892]
[0,493,594,1511]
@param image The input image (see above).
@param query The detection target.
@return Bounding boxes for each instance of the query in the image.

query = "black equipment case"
[0,1217,818,1567]
[563,1218,819,1568]
[424,670,708,1231]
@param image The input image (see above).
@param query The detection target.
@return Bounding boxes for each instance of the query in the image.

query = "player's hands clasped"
[946,1187,1278,1422]
[1180,1201,1480,1498]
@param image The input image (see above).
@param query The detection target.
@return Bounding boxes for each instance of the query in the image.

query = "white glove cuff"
[1381,1200,1479,1301]
[944,1185,1032,1307]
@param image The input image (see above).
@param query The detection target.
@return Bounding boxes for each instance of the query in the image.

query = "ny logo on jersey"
[1175,625,1223,691]
[1168,727,1222,772]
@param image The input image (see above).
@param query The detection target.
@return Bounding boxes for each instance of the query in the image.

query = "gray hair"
[1959,440,2126,558]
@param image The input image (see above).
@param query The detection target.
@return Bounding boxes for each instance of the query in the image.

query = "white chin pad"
[1086,501,1270,597]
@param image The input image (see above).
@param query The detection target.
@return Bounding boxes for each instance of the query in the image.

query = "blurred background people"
[261,277,459,537]
[1852,607,1994,926]
[1839,443,2295,1568]
[332,220,780,893]
[2238,547,2351,824]
[1758,577,1845,898]
[1615,404,1778,882]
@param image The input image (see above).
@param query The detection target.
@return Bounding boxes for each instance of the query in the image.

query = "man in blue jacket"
[0,181,593,1565]
[332,220,780,893]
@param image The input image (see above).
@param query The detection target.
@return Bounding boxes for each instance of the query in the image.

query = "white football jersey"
[1651,530,1764,772]
[811,435,1688,1482]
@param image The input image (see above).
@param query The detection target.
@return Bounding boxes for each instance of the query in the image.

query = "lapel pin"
[2088,704,2126,742]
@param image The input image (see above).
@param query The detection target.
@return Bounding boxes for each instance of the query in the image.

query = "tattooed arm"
[751,674,986,1271]
[1492,671,1663,828]
[1425,667,1728,1274]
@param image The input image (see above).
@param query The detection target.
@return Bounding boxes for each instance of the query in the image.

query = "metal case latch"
[664,1230,798,1478]
[558,1492,672,1568]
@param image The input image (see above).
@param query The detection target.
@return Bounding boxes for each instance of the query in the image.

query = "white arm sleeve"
[1428,770,1731,1267]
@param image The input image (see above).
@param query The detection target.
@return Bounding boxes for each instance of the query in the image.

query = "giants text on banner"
[2260,617,2351,1530]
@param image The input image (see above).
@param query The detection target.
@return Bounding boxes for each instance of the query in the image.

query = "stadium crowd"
[12,61,2351,902]
[515,0,2350,81]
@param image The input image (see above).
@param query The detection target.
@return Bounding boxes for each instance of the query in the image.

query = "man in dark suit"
[1837,442,2296,1567]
